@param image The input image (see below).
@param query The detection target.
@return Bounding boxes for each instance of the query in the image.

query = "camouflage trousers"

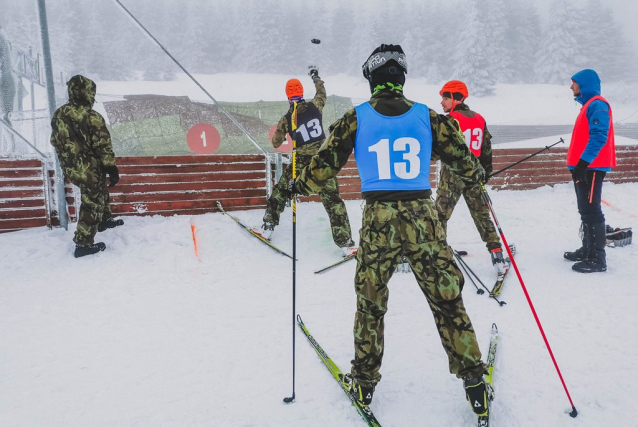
[65,168,112,246]
[263,159,353,247]
[351,198,486,387]
[435,165,501,252]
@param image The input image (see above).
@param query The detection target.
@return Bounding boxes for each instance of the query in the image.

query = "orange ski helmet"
[285,79,304,101]
[439,80,469,101]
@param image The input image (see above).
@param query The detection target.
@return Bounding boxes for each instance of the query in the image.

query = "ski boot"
[98,217,124,232]
[74,242,106,258]
[342,373,375,407]
[464,376,489,417]
[490,248,509,275]
[251,223,275,241]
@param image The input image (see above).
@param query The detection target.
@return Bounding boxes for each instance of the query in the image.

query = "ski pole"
[453,249,506,307]
[489,138,565,178]
[283,102,299,404]
[479,184,578,418]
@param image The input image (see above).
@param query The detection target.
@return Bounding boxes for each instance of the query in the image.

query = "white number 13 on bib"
[463,128,483,151]
[368,137,421,179]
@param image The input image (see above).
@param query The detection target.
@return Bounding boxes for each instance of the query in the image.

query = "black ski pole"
[488,138,565,179]
[453,249,506,306]
[283,104,299,404]
[453,250,484,295]
[479,184,578,417]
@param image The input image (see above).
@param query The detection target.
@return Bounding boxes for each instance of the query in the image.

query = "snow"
[1,180,638,426]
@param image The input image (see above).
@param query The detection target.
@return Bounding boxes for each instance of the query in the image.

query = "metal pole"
[37,0,67,230]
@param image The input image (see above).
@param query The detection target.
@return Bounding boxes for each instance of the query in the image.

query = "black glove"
[308,68,320,81]
[283,178,298,198]
[105,165,119,187]
[484,173,490,185]
[573,159,590,184]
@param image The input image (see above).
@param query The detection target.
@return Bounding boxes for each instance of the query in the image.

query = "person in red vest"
[435,80,508,277]
[564,69,616,273]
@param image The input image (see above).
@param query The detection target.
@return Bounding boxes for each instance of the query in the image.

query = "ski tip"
[492,323,498,331]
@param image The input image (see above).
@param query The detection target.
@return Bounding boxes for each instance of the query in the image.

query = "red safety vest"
[450,111,487,157]
[566,95,616,167]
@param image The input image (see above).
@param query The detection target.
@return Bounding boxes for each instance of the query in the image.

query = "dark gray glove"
[105,165,119,187]
[573,159,590,184]
[308,68,320,82]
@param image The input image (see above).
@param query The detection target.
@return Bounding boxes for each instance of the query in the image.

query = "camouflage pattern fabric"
[295,88,486,388]
[264,151,353,247]
[352,199,485,386]
[435,103,501,252]
[435,165,501,251]
[50,75,117,246]
[265,78,353,247]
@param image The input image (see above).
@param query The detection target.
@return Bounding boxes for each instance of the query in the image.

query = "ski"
[216,201,294,260]
[489,258,512,297]
[296,315,383,427]
[478,323,499,427]
[314,253,357,274]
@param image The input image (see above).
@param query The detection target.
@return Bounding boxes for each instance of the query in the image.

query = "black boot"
[573,222,607,273]
[343,373,375,407]
[564,222,588,261]
[98,217,124,232]
[74,242,106,258]
[464,376,489,416]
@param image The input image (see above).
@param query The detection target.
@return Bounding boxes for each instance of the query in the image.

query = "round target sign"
[269,124,293,153]
[187,123,220,154]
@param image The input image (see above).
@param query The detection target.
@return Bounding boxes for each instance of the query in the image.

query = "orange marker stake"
[190,218,200,260]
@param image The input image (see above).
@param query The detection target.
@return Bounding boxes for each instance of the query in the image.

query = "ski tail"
[314,253,357,274]
[216,201,294,259]
[297,315,383,427]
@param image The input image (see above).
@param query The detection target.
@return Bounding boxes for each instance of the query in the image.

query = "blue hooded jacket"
[570,69,611,171]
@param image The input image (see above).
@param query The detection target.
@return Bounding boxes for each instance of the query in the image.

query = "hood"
[67,75,96,107]
[571,69,601,105]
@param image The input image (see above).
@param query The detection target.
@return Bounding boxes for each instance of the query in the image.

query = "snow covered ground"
[2,181,637,427]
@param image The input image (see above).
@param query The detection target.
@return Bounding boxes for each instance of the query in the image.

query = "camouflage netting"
[103,94,353,156]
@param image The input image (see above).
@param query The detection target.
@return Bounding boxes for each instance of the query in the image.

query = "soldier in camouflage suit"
[435,81,507,275]
[254,68,355,255]
[294,45,489,417]
[50,75,123,258]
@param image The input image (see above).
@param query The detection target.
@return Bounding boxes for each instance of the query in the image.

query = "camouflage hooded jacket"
[271,78,326,156]
[50,75,115,180]
[296,88,483,201]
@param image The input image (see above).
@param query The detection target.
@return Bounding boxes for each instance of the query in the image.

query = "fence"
[1,145,638,232]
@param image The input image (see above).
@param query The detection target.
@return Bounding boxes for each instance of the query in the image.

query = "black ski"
[314,253,357,274]
[297,315,382,427]
[216,201,294,259]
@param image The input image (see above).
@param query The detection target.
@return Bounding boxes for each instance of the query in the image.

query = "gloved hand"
[283,178,298,198]
[308,67,320,81]
[573,159,590,184]
[105,165,119,187]
[483,172,490,185]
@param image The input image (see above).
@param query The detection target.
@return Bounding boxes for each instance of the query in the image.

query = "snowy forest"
[1,0,637,96]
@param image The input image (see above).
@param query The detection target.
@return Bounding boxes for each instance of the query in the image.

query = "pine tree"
[502,0,542,83]
[534,0,583,84]
[451,0,495,97]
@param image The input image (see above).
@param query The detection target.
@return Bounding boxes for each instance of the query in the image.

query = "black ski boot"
[564,222,587,261]
[98,217,124,232]
[573,222,607,273]
[464,376,489,416]
[74,242,106,258]
[343,373,375,407]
